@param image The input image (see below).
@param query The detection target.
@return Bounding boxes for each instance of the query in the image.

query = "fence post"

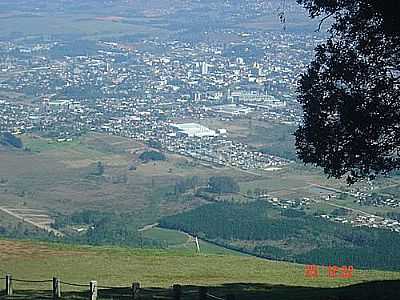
[226,294,235,300]
[5,274,12,296]
[132,282,140,300]
[198,286,207,300]
[173,284,181,300]
[90,280,97,300]
[53,277,61,299]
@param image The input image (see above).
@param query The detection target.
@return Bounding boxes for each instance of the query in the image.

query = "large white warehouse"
[171,123,217,138]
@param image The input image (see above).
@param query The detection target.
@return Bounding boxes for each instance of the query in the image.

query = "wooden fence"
[1,274,236,300]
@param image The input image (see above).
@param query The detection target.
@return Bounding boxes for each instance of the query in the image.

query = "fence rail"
[2,273,235,300]
[12,278,53,283]
[60,281,89,288]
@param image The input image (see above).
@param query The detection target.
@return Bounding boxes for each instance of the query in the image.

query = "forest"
[160,201,400,271]
[208,176,240,194]
[53,210,165,248]
[139,150,166,161]
[0,132,23,148]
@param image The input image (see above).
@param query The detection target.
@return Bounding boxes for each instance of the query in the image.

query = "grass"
[142,227,243,256]
[0,239,399,292]
[3,282,400,300]
[142,227,188,246]
[22,137,82,153]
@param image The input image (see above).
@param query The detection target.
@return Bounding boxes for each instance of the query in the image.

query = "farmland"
[0,132,350,226]
[0,134,189,210]
[1,131,399,238]
[2,129,400,271]
[0,132,258,233]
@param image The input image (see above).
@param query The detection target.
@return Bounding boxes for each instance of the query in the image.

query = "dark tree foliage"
[54,210,165,248]
[146,139,162,150]
[88,161,104,176]
[295,0,400,183]
[0,132,23,148]
[160,201,400,270]
[174,176,199,195]
[281,208,306,218]
[139,150,166,161]
[208,176,240,194]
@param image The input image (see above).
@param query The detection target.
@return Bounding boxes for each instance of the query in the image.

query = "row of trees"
[54,210,165,248]
[0,132,23,148]
[174,176,200,195]
[208,176,240,194]
[139,150,166,162]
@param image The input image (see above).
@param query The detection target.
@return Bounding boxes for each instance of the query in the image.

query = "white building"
[201,62,208,75]
[171,123,217,138]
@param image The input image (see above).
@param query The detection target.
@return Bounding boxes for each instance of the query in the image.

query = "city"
[0,30,320,171]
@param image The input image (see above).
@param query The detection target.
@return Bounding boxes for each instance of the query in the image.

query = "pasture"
[0,239,399,290]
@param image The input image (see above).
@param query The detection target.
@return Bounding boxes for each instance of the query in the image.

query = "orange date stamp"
[305,264,354,279]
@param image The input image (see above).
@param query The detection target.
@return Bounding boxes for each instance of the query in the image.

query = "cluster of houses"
[0,29,318,170]
[353,192,400,208]
[266,196,312,209]
[320,214,400,233]
[164,131,288,170]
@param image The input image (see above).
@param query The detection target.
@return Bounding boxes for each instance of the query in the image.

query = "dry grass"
[0,240,87,259]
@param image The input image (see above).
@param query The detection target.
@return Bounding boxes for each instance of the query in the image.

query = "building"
[213,104,253,116]
[171,123,217,138]
[201,62,208,75]
[217,128,227,135]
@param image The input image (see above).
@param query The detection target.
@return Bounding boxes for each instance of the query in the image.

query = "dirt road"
[0,206,64,237]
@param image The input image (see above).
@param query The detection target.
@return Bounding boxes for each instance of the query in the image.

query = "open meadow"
[0,239,399,289]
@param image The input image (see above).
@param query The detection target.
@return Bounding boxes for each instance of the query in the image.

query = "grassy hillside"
[1,239,399,288]
[142,227,243,255]
[0,239,399,300]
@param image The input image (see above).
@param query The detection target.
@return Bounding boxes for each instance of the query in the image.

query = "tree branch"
[315,12,334,32]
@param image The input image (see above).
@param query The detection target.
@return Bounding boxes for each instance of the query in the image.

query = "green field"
[0,239,399,291]
[142,227,243,256]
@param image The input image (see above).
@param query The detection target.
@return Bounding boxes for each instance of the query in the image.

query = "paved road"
[266,181,383,219]
[0,206,64,237]
[229,165,264,177]
[307,183,384,219]
[314,199,384,219]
